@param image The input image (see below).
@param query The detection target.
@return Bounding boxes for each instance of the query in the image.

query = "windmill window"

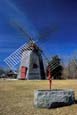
[33,63,38,69]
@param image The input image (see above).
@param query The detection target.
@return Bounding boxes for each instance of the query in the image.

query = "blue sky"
[0,0,77,68]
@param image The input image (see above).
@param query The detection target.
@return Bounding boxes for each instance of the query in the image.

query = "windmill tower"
[18,40,45,80]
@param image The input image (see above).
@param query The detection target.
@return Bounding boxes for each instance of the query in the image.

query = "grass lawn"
[0,80,77,115]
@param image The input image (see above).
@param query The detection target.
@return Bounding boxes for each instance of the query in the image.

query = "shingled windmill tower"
[18,40,45,80]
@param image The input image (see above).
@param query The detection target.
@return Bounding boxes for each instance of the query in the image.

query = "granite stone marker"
[34,89,75,108]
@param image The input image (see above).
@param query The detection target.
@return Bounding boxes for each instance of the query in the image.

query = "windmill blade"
[4,42,30,69]
[10,21,33,41]
[42,51,49,63]
[38,25,58,42]
[42,52,60,72]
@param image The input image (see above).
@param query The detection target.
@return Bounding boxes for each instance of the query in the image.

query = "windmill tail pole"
[48,67,52,90]
[42,52,52,89]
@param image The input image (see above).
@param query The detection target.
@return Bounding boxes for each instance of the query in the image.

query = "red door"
[21,66,27,79]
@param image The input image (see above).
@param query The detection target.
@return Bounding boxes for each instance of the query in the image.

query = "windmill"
[4,21,58,81]
[4,21,46,80]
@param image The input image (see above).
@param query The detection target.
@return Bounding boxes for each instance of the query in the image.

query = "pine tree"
[47,55,63,79]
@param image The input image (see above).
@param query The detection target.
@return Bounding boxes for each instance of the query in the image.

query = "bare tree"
[62,56,77,79]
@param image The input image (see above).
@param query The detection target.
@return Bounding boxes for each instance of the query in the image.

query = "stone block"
[34,89,75,108]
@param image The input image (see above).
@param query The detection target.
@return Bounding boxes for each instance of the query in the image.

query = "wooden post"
[48,67,52,90]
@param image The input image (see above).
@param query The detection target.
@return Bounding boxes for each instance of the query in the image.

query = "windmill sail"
[4,42,29,69]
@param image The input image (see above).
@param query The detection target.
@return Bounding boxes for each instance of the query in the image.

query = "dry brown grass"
[0,79,77,115]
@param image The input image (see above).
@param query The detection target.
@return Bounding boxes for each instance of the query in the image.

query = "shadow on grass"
[48,100,77,109]
[75,99,77,104]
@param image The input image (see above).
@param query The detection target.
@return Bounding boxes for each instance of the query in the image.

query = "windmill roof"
[22,41,42,52]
